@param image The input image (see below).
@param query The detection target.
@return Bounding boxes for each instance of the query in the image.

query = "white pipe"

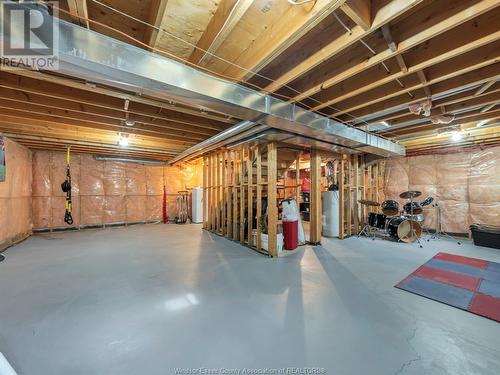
[0,353,18,375]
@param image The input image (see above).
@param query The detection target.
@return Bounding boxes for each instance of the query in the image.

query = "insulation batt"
[31,151,203,230]
[384,145,500,234]
[0,138,32,249]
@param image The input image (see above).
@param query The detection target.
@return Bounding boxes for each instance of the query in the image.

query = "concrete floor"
[0,224,499,375]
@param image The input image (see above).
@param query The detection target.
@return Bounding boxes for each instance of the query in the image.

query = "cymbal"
[358,199,380,206]
[399,190,422,199]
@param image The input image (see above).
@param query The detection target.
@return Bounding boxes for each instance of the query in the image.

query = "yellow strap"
[66,146,71,165]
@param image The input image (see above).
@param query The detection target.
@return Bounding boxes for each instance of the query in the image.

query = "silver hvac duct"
[2,4,405,158]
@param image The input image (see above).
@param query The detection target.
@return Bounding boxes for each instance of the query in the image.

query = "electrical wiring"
[41,0,389,135]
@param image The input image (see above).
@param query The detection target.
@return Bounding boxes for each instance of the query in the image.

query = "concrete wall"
[32,151,202,230]
[0,137,32,250]
[384,145,500,234]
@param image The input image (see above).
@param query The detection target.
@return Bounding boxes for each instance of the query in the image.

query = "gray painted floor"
[1,224,499,375]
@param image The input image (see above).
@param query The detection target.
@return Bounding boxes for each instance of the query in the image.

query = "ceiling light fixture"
[451,131,463,142]
[125,119,135,127]
[118,133,129,147]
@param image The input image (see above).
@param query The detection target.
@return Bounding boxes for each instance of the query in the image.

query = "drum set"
[358,190,434,246]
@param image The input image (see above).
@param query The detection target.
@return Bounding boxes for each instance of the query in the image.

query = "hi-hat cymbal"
[358,199,380,206]
[399,190,422,199]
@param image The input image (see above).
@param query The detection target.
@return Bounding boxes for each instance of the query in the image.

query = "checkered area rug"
[396,252,500,322]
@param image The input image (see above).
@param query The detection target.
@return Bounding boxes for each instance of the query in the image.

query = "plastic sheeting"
[0,137,32,249]
[32,151,203,229]
[384,145,500,234]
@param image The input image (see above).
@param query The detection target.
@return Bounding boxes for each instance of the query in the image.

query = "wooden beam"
[480,103,498,113]
[0,104,204,143]
[225,0,345,81]
[67,0,89,29]
[381,25,407,72]
[315,35,500,117]
[340,0,371,30]
[239,148,245,244]
[203,156,208,229]
[247,147,253,245]
[333,44,500,120]
[0,120,185,153]
[0,91,218,137]
[417,70,432,97]
[232,151,238,241]
[295,0,498,104]
[344,63,500,122]
[338,157,345,239]
[267,142,278,256]
[5,68,235,124]
[263,0,421,93]
[387,90,500,126]
[475,79,497,96]
[0,73,229,131]
[309,150,322,244]
[189,0,252,66]
[143,0,170,49]
[256,146,262,251]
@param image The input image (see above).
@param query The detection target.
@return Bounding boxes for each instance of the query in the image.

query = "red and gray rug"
[396,252,500,322]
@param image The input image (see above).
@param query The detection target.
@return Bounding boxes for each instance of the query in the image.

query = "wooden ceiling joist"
[144,0,170,49]
[67,0,89,29]
[380,91,500,129]
[263,0,421,93]
[188,0,253,66]
[335,51,500,123]
[475,79,498,96]
[339,0,371,31]
[346,63,500,124]
[0,89,218,138]
[0,109,201,145]
[367,85,500,126]
[0,120,188,153]
[330,40,500,119]
[293,0,500,105]
[224,0,345,81]
[5,68,236,124]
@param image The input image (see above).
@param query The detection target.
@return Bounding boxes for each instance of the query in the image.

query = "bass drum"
[387,217,422,243]
[382,200,400,216]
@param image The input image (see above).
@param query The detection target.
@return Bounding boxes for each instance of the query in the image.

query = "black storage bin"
[470,224,500,249]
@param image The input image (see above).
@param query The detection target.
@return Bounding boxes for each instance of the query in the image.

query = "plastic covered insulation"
[0,137,32,249]
[384,145,500,234]
[32,151,202,230]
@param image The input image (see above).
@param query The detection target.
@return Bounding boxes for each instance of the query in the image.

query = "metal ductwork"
[2,5,405,158]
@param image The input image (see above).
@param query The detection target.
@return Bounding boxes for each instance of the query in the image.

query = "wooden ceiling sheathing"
[2,0,499,159]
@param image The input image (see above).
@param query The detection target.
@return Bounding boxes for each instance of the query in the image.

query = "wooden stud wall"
[338,154,385,239]
[202,143,279,256]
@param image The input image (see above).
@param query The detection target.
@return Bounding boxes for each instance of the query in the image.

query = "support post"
[247,147,253,246]
[267,142,278,257]
[310,150,322,244]
[256,146,262,251]
[232,151,238,241]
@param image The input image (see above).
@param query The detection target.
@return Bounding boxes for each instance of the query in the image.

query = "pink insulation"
[32,150,203,229]
[384,145,500,234]
[0,137,32,249]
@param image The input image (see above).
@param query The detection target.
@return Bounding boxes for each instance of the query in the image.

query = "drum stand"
[358,223,376,240]
[425,203,461,245]
[406,195,423,248]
